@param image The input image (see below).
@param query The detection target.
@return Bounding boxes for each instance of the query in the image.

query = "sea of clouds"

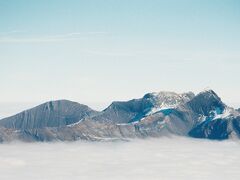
[0,137,240,180]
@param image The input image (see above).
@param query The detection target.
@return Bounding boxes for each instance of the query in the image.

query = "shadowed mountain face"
[189,111,240,140]
[187,91,240,139]
[187,90,226,116]
[0,90,239,142]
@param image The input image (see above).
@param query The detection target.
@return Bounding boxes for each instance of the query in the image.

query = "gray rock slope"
[0,90,239,142]
[0,100,98,129]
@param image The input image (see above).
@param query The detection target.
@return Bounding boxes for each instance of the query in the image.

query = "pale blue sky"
[0,0,240,108]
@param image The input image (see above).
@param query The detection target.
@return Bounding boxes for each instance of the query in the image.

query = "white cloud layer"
[0,137,240,180]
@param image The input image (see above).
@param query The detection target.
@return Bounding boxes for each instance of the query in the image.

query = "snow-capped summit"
[143,91,194,115]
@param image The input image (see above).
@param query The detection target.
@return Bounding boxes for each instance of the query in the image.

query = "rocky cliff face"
[0,90,239,142]
[187,90,240,139]
[189,107,240,139]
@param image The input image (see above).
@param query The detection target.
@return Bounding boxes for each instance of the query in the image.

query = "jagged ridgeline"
[0,90,239,142]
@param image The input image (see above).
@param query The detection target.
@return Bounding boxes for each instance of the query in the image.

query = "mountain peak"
[188,89,225,116]
[0,99,97,129]
[143,91,194,103]
[143,91,194,99]
[197,89,223,105]
[142,91,195,116]
[199,89,219,97]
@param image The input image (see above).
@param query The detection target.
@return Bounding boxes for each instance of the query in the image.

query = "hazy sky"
[0,0,240,108]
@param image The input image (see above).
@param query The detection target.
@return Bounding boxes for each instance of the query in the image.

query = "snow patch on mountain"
[213,108,232,120]
[198,107,236,123]
[144,91,194,116]
[67,118,84,127]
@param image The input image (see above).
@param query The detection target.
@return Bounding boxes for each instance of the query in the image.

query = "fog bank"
[0,137,240,180]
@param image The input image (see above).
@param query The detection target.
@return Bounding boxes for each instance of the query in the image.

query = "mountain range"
[0,89,239,142]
